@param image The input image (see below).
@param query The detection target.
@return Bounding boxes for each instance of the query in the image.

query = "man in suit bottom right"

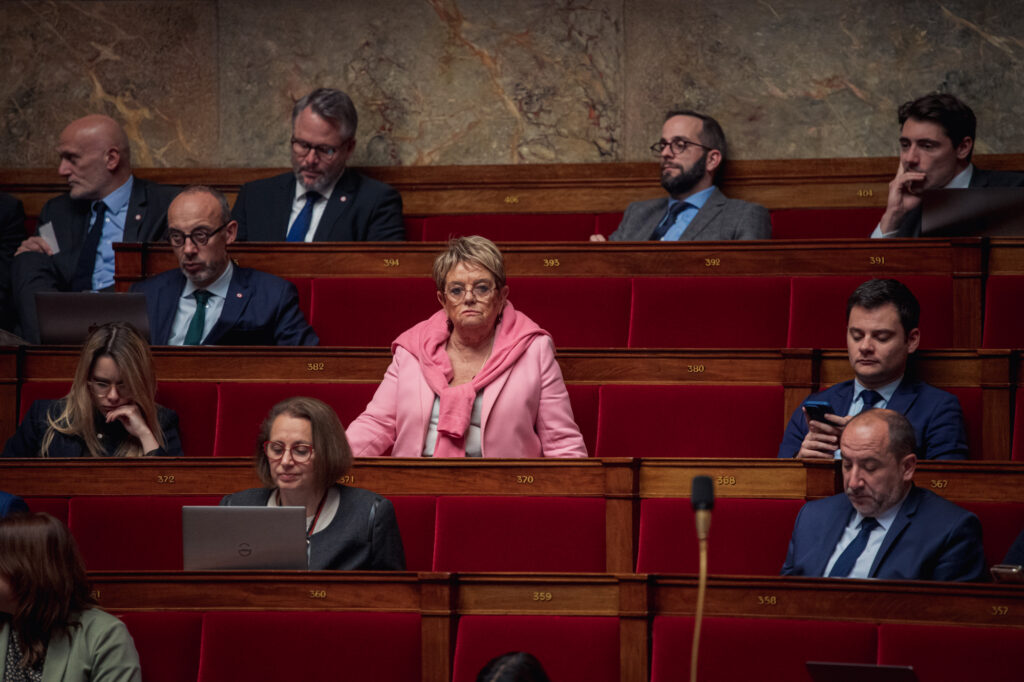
[781,409,985,581]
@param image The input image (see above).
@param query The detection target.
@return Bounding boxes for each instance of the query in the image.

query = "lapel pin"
[236,292,243,298]
[135,214,142,220]
[340,196,348,202]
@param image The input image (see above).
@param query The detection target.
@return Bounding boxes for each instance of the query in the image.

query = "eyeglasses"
[167,222,228,247]
[445,283,496,301]
[88,379,131,398]
[650,138,712,156]
[291,138,339,160]
[263,441,315,462]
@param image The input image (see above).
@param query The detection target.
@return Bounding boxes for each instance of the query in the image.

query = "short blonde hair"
[432,236,506,291]
[254,396,353,490]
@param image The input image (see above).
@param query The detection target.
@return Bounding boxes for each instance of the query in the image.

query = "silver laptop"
[182,506,308,570]
[35,292,151,345]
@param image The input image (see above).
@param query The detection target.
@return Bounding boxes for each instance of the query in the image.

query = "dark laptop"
[182,506,308,570]
[920,187,1024,237]
[806,661,917,682]
[35,292,150,344]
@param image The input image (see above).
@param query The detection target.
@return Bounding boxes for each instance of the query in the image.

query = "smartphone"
[802,400,835,425]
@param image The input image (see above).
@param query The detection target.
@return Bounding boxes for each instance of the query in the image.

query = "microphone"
[691,475,714,541]
[690,475,715,682]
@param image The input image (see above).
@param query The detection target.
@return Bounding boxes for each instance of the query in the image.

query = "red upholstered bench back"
[285,277,312,322]
[636,498,803,575]
[944,386,982,460]
[770,207,883,239]
[652,616,877,682]
[594,212,624,237]
[1014,387,1024,462]
[877,623,1024,680]
[68,495,220,570]
[309,277,438,346]
[629,277,791,348]
[452,615,620,682]
[18,381,71,420]
[23,497,69,524]
[983,275,1024,348]
[197,611,421,682]
[388,495,437,571]
[566,384,599,456]
[595,385,784,458]
[958,501,1024,568]
[433,496,606,572]
[508,277,633,347]
[420,213,599,241]
[118,612,203,682]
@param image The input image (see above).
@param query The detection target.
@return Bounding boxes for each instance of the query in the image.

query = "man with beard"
[132,186,318,345]
[232,88,403,242]
[592,110,771,241]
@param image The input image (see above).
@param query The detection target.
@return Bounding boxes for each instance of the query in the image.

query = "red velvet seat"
[23,497,69,524]
[118,612,203,682]
[770,207,883,239]
[636,498,803,575]
[285,277,312,322]
[197,611,421,682]
[651,616,877,682]
[1014,387,1024,462]
[566,384,599,457]
[68,495,220,570]
[595,385,784,458]
[877,623,1024,679]
[958,501,1024,567]
[452,615,619,682]
[421,213,598,241]
[942,386,982,460]
[787,275,955,349]
[404,217,426,241]
[507,277,632,347]
[594,212,624,238]
[629,277,791,348]
[213,382,380,457]
[388,495,437,571]
[433,496,606,572]
[18,381,71,420]
[309,277,439,346]
[983,275,1024,348]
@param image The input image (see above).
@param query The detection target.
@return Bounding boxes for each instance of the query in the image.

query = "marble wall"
[1,0,1021,167]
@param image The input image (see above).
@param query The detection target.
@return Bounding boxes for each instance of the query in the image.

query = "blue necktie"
[71,201,107,291]
[828,517,880,577]
[650,202,686,241]
[183,290,212,346]
[860,389,883,411]
[287,193,318,242]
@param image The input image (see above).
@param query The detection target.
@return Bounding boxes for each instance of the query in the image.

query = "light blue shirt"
[830,376,903,459]
[90,176,133,290]
[660,186,715,241]
[823,490,908,579]
[871,165,974,238]
[168,262,234,345]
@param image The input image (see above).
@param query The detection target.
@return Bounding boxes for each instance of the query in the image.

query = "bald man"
[12,115,179,343]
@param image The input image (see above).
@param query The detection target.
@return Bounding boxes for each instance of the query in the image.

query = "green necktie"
[184,290,212,345]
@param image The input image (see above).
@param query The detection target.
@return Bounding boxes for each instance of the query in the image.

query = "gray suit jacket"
[609,187,771,241]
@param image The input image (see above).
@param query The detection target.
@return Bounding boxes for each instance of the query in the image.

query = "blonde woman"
[1,322,182,458]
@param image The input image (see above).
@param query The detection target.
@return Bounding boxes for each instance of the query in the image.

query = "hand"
[105,404,160,453]
[794,409,852,460]
[878,161,927,235]
[15,236,54,256]
[589,233,608,242]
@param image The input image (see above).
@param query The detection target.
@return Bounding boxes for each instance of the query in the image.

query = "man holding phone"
[777,278,968,460]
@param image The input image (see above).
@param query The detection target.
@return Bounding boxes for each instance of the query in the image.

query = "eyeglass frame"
[290,137,342,160]
[87,378,131,398]
[650,137,713,157]
[443,281,497,302]
[262,440,315,462]
[167,221,229,248]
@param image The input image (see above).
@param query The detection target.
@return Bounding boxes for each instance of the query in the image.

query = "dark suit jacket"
[888,168,1024,237]
[777,378,968,460]
[12,177,179,343]
[609,188,771,241]
[0,192,26,330]
[131,265,318,346]
[781,485,986,581]
[0,491,29,517]
[220,483,406,570]
[232,170,404,242]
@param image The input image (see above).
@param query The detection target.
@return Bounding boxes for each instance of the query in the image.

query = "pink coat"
[346,336,587,458]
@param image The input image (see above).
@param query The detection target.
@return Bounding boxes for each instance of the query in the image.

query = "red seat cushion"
[652,616,877,682]
[787,275,955,349]
[637,498,803,574]
[388,495,437,571]
[958,501,1024,567]
[878,623,1024,679]
[508,277,632,347]
[421,213,598,241]
[983,275,1024,348]
[629,277,791,348]
[68,495,221,570]
[213,382,380,457]
[310,278,439,346]
[595,385,784,458]
[452,615,619,682]
[197,611,421,682]
[433,496,606,572]
[118,612,203,682]
[155,382,218,458]
[566,384,599,457]
[770,207,883,239]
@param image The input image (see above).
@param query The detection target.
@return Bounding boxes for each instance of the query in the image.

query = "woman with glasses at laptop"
[0,512,142,681]
[220,396,405,570]
[346,236,587,459]
[1,322,183,458]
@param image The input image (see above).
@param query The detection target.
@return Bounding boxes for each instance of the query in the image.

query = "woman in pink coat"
[346,236,587,459]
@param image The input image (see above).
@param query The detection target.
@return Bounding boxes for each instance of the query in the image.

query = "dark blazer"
[1,398,183,458]
[232,170,404,242]
[781,485,986,581]
[220,483,406,570]
[0,490,29,516]
[609,188,771,241]
[777,378,968,460]
[888,168,1024,237]
[12,177,179,343]
[1004,529,1024,566]
[131,265,318,346]
[0,192,26,330]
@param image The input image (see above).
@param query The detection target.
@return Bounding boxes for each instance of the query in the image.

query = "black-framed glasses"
[291,137,338,160]
[650,138,712,156]
[445,283,496,301]
[263,441,315,462]
[167,222,228,247]
[88,378,131,398]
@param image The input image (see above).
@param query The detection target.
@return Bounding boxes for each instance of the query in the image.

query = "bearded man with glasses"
[231,88,404,242]
[592,110,771,242]
[131,185,318,346]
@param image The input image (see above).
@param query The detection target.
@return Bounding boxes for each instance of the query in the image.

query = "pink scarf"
[393,301,548,458]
